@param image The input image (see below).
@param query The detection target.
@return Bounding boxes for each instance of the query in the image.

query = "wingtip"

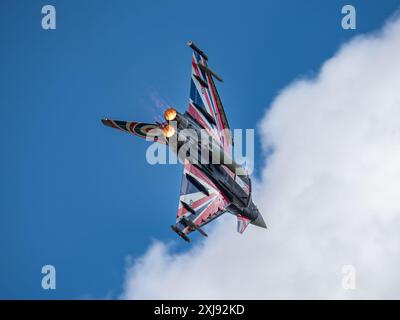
[187,40,208,61]
[171,225,191,243]
[101,119,112,127]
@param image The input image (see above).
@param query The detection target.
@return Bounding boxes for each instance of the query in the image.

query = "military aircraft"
[102,41,267,242]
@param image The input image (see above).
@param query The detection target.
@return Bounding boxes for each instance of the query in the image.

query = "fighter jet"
[101,41,267,242]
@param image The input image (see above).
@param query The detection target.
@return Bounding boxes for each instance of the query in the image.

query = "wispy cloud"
[122,14,400,299]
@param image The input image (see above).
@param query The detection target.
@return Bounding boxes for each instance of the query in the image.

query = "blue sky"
[0,0,399,299]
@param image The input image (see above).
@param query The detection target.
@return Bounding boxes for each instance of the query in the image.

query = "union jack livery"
[102,41,267,242]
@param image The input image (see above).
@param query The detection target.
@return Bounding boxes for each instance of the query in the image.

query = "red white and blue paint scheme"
[102,41,266,242]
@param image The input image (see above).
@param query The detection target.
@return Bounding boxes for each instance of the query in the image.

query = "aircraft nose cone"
[252,211,267,229]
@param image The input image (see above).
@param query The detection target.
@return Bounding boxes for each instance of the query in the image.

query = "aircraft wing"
[101,119,166,144]
[187,41,232,154]
[171,160,230,242]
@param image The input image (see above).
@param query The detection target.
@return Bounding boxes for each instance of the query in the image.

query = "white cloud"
[122,15,400,299]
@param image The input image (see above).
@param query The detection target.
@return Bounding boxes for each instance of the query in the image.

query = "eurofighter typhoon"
[102,41,267,242]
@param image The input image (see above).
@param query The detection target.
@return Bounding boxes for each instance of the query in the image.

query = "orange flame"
[164,108,177,121]
[162,124,176,138]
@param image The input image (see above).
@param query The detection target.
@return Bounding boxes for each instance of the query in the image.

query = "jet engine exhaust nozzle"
[162,124,176,138]
[164,108,177,121]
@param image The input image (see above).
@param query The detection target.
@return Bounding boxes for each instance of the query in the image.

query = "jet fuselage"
[165,111,266,228]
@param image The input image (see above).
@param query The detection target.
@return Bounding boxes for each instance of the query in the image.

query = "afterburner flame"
[164,108,177,121]
[162,124,176,138]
